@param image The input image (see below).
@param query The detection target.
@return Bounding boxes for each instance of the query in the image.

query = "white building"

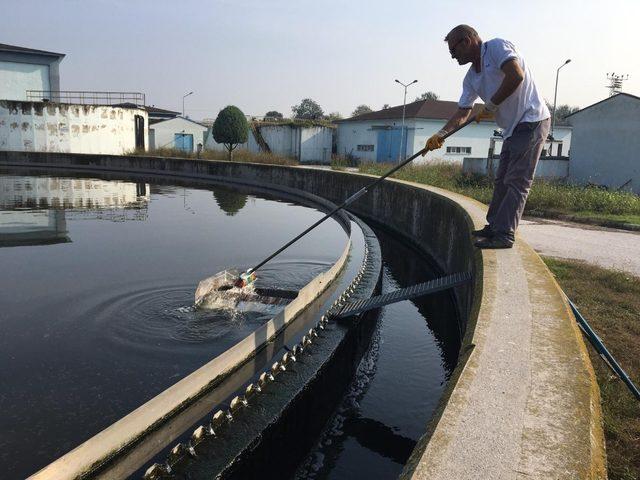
[149,117,208,152]
[337,99,571,163]
[0,101,148,154]
[0,43,64,101]
[205,122,334,163]
[566,93,640,193]
[0,43,148,155]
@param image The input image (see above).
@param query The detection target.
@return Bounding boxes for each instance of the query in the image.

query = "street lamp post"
[182,91,193,117]
[551,59,571,140]
[394,79,418,162]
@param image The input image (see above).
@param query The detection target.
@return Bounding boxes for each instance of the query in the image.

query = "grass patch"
[553,211,640,227]
[130,147,298,166]
[543,258,640,480]
[330,154,359,171]
[357,162,640,223]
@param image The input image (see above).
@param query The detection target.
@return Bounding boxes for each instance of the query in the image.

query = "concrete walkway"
[519,217,640,277]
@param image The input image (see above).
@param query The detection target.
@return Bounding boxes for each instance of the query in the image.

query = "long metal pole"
[551,67,560,139]
[182,91,193,118]
[551,60,570,141]
[247,115,478,275]
[568,298,640,401]
[399,85,407,163]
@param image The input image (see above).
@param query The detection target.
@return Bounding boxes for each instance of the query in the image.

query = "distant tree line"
[546,102,579,126]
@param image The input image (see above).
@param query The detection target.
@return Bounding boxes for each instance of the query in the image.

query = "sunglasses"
[449,38,466,56]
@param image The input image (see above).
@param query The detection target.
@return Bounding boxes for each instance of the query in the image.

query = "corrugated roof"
[0,43,65,58]
[339,99,483,123]
[146,105,180,115]
[112,103,180,115]
[564,92,640,119]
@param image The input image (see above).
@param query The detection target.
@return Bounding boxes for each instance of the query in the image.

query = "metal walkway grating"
[333,271,472,319]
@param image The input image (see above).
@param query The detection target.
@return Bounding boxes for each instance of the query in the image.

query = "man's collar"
[472,42,484,73]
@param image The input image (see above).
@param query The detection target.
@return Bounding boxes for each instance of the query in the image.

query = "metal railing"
[25,90,145,106]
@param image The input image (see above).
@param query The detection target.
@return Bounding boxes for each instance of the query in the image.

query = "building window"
[357,144,374,152]
[446,146,471,155]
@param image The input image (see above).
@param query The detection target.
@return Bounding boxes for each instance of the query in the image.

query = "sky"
[4,0,639,120]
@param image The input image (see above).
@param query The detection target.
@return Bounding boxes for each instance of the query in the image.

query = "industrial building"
[0,43,147,155]
[205,121,334,163]
[566,92,640,193]
[149,116,208,152]
[336,99,571,163]
[0,43,64,101]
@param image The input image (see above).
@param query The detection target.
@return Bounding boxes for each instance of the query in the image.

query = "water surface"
[295,228,460,479]
[0,173,347,479]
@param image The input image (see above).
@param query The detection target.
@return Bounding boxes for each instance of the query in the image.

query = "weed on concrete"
[544,257,640,480]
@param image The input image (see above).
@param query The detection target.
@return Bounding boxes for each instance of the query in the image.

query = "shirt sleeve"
[458,73,478,109]
[488,38,520,69]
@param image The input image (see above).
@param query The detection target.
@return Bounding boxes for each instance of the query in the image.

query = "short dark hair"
[444,25,481,43]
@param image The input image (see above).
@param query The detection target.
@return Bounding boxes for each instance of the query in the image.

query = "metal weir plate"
[333,272,472,318]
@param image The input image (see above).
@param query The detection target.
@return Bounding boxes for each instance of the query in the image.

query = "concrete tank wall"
[0,152,606,480]
[0,101,147,155]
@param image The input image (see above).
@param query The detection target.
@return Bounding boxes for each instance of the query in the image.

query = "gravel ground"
[519,218,640,277]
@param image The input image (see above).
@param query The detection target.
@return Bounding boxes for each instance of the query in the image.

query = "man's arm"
[490,59,524,105]
[478,59,525,119]
[424,108,472,153]
[442,107,473,133]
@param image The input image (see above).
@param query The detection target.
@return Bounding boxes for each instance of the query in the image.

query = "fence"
[25,90,145,106]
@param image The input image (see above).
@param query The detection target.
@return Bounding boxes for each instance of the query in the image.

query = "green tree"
[415,91,439,102]
[265,110,283,119]
[351,104,373,117]
[546,102,580,127]
[326,111,343,122]
[292,98,324,119]
[212,105,249,161]
[382,103,390,109]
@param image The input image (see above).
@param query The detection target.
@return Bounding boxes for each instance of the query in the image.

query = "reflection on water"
[0,172,346,480]
[213,187,248,216]
[0,175,149,212]
[0,176,150,248]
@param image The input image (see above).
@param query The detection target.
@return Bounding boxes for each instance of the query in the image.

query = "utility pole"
[182,91,193,117]
[551,59,571,140]
[606,73,628,97]
[394,79,418,162]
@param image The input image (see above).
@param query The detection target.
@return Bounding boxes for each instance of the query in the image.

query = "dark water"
[295,228,460,479]
[0,173,347,480]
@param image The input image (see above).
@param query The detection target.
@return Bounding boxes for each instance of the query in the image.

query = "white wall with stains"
[0,101,147,154]
[204,123,334,163]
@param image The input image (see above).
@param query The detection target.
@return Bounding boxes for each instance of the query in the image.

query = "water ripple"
[79,284,269,356]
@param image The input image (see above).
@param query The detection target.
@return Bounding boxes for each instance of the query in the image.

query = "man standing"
[426,25,550,249]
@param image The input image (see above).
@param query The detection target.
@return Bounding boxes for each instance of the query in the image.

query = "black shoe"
[474,236,514,249]
[472,225,494,238]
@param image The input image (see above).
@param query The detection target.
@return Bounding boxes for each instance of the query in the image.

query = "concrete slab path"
[519,217,640,277]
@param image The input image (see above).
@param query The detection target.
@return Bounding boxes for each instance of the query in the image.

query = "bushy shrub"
[212,106,249,161]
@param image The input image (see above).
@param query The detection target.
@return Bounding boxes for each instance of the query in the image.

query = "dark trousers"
[487,118,551,236]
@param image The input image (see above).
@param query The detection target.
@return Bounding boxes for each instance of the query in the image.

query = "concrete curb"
[526,210,640,232]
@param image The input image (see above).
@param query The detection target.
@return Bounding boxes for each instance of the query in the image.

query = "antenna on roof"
[606,73,629,97]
